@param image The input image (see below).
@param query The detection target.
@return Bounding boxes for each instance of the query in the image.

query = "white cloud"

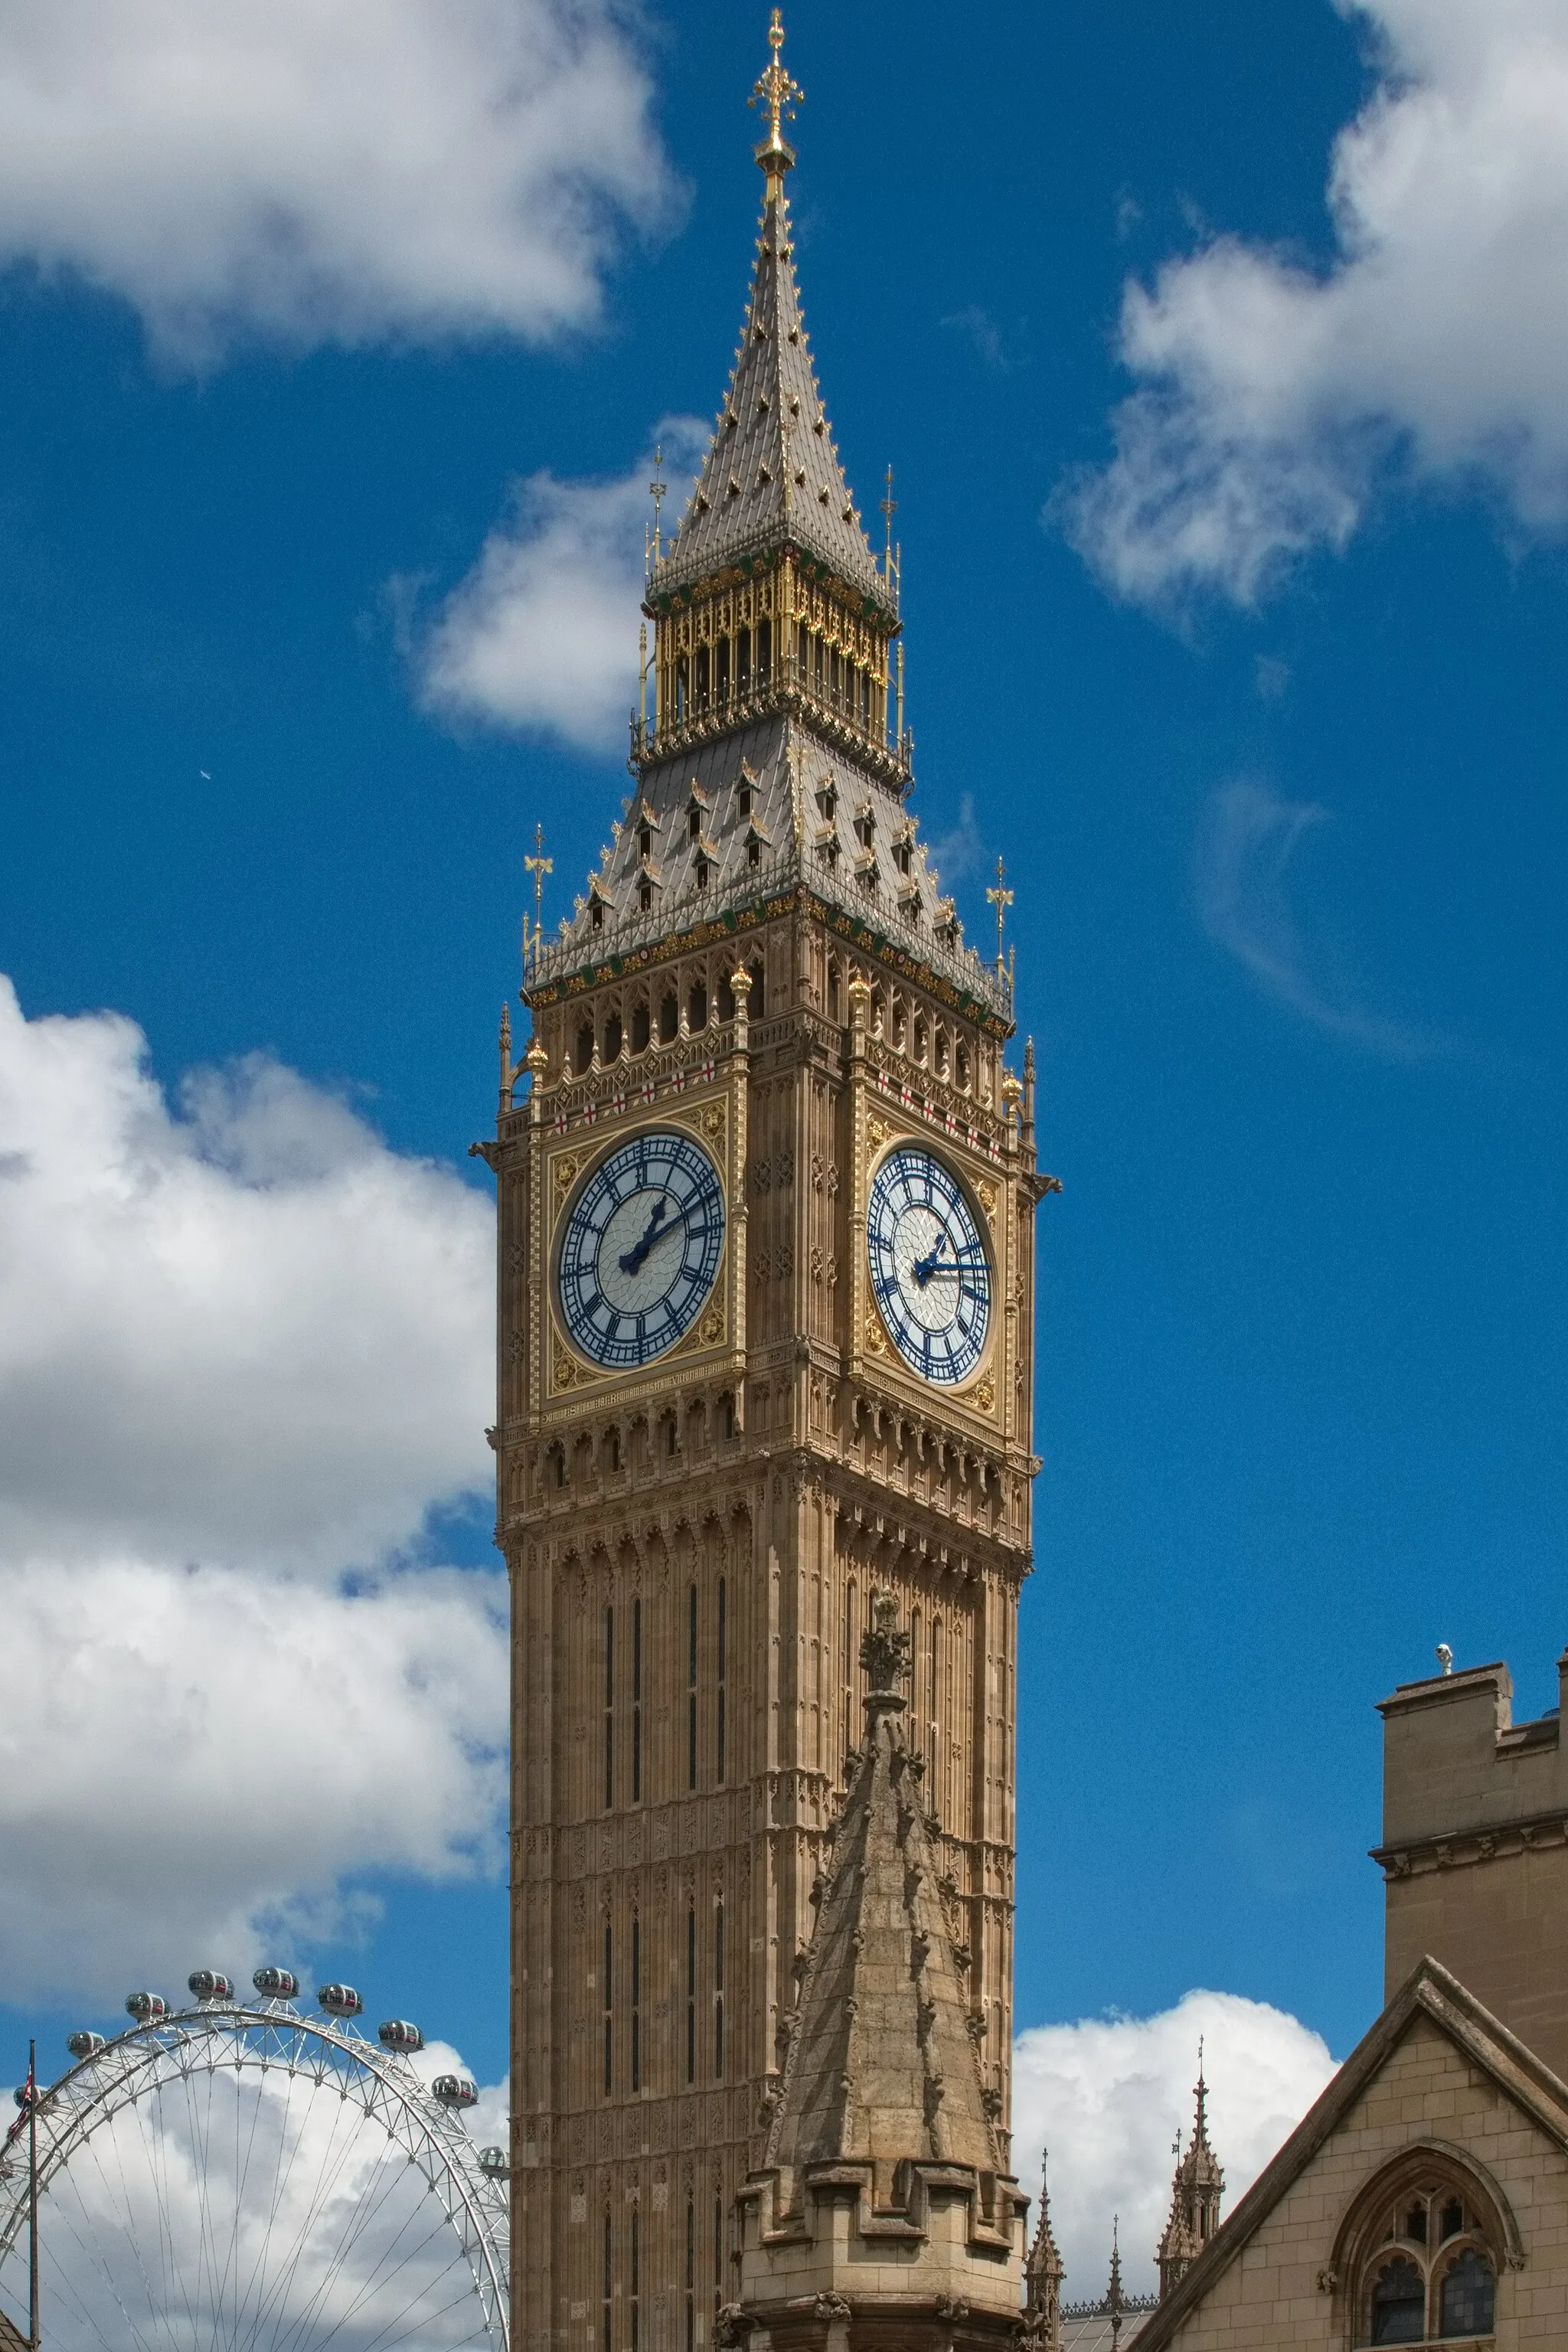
[1012,1989,1338,2300]
[1066,0,1568,603]
[0,978,505,2006]
[0,0,674,366]
[0,980,492,1573]
[416,420,706,754]
[1195,777,1429,1054]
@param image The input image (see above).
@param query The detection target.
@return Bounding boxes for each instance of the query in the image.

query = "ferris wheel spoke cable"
[241,2057,384,2352]
[96,2084,184,2352]
[44,2195,142,2352]
[305,2184,474,2352]
[223,2038,274,2349]
[68,2117,175,2352]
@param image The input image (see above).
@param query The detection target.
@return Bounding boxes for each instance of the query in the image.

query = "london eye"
[0,1968,509,2351]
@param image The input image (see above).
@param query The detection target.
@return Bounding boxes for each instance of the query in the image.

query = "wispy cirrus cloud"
[1063,0,1568,606]
[1196,778,1431,1056]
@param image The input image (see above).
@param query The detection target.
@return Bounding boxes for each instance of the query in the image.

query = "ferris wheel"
[0,1968,510,2352]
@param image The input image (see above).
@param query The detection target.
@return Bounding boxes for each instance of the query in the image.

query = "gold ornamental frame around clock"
[542,1093,734,1397]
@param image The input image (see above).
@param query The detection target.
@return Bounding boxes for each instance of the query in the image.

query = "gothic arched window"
[1337,2154,1510,2347]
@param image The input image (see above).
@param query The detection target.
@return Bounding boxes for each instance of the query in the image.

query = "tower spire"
[750,8,803,198]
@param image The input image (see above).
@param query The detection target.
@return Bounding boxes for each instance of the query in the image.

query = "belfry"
[488,16,1047,2349]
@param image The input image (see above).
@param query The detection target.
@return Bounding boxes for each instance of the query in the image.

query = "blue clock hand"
[618,1196,670,1275]
[912,1232,954,1286]
[913,1259,968,1282]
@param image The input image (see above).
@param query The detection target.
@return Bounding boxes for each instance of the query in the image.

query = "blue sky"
[3,0,1568,2290]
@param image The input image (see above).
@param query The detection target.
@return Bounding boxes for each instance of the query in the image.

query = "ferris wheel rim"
[0,1998,509,2349]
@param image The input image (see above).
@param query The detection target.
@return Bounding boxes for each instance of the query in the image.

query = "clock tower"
[489,18,1048,2348]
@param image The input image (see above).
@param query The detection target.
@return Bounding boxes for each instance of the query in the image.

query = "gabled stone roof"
[650,181,887,611]
[765,1596,1001,2187]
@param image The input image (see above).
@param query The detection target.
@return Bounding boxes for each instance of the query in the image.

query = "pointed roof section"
[651,13,887,612]
[765,1592,1001,2185]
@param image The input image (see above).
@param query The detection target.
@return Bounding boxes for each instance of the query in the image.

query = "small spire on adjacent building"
[1023,2148,1064,2351]
[1157,2043,1226,2298]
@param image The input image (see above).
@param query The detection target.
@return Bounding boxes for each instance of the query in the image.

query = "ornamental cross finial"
[750,10,802,186]
[522,823,553,977]
[987,854,1014,978]
[647,443,666,567]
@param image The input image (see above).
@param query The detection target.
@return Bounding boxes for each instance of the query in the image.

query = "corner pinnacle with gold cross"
[750,10,803,198]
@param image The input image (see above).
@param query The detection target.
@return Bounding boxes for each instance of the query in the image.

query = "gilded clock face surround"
[555,1125,726,1370]
[865,1140,992,1387]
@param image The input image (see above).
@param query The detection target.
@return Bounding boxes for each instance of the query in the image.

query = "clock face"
[557,1128,726,1370]
[867,1144,991,1387]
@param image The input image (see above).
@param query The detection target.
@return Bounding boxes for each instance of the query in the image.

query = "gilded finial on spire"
[750,9,803,198]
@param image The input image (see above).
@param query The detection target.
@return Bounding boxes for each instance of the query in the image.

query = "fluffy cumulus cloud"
[1012,1988,1338,2300]
[416,419,706,755]
[0,978,503,2004]
[0,0,674,365]
[1067,0,1568,603]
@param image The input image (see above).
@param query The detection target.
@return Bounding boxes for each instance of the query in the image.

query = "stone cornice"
[1373,1804,1568,1880]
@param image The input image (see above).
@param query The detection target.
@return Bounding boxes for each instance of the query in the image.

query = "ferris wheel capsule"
[251,1965,299,1998]
[125,1993,168,2023]
[66,2033,106,2060]
[317,1983,363,2018]
[11,2087,34,2113]
[479,2145,510,2177]
[432,2073,478,2109]
[377,2018,423,2053]
[187,1970,234,2003]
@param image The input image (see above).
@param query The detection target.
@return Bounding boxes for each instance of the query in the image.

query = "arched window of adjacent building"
[714,2191,724,2328]
[1439,2248,1494,2337]
[1338,2154,1510,2347]
[629,2204,640,2352]
[1368,2256,1425,2344]
[602,1916,612,2095]
[826,962,841,1024]
[684,2197,696,2352]
[747,957,765,1018]
[602,2210,612,2352]
[630,1911,641,2093]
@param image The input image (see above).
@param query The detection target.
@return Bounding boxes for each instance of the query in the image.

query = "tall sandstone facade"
[486,19,1045,2351]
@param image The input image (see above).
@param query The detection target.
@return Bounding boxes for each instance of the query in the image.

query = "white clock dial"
[557,1129,725,1370]
[866,1144,991,1386]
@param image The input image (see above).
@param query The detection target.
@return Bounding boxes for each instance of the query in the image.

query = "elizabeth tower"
[489,20,1047,2349]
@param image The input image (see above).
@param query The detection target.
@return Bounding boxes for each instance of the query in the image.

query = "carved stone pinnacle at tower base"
[488,17,1047,2352]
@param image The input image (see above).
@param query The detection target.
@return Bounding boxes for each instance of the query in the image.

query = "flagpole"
[26,2037,37,2351]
